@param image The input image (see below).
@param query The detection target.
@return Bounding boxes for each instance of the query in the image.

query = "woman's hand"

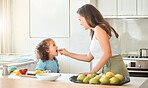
[78,72,93,76]
[58,48,69,56]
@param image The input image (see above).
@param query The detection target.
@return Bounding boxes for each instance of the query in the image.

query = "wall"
[10,0,91,73]
[106,18,148,55]
[0,0,1,54]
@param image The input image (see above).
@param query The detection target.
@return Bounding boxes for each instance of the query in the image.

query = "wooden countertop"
[0,78,137,88]
[0,71,147,88]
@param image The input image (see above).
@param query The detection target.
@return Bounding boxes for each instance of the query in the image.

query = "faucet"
[2,65,9,76]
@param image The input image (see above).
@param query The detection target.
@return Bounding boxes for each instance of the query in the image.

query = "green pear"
[101,74,107,78]
[92,73,97,77]
[115,74,124,82]
[93,75,101,81]
[77,74,86,82]
[89,78,99,84]
[83,76,91,83]
[100,75,110,84]
[99,73,104,77]
[110,77,120,84]
[87,74,94,79]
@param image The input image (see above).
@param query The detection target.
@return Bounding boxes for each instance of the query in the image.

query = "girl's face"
[47,40,58,56]
[78,14,91,30]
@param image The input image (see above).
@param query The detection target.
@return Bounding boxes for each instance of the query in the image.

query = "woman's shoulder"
[95,25,105,32]
[94,25,107,38]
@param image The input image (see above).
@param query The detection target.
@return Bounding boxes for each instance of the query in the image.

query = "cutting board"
[20,75,37,78]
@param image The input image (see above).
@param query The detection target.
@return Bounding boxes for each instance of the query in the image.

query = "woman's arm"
[91,26,112,73]
[58,49,94,62]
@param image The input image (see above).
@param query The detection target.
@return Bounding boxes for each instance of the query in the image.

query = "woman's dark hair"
[35,38,53,62]
[77,4,119,39]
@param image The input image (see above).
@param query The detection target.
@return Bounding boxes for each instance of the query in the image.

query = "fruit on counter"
[75,72,125,84]
[77,74,86,82]
[109,77,120,84]
[87,74,94,79]
[99,75,110,84]
[13,71,20,76]
[106,72,115,78]
[99,73,104,77]
[93,75,101,81]
[92,73,97,77]
[34,70,46,74]
[89,78,99,84]
[115,74,124,82]
[19,69,28,75]
[83,76,91,83]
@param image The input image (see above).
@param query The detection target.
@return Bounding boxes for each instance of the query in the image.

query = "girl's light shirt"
[90,29,121,69]
[36,57,60,73]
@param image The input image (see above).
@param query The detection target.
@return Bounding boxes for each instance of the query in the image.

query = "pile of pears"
[77,72,124,84]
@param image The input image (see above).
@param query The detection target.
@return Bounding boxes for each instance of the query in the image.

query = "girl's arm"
[58,49,94,62]
[91,26,112,73]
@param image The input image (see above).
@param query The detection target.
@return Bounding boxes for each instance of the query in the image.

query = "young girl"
[35,38,60,73]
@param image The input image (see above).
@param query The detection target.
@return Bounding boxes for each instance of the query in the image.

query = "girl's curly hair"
[35,38,53,62]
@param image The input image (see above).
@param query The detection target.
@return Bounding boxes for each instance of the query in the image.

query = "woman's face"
[47,40,58,56]
[78,14,91,30]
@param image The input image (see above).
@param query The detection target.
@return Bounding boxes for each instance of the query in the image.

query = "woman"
[58,4,129,76]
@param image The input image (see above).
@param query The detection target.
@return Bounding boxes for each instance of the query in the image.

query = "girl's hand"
[58,48,69,56]
[45,70,51,73]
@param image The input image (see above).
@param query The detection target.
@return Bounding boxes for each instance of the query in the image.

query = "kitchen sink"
[0,62,13,65]
[0,54,35,67]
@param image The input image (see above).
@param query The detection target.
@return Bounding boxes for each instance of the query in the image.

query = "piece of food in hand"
[19,69,28,75]
[45,70,51,73]
[77,74,86,82]
[34,70,46,74]
[13,71,20,76]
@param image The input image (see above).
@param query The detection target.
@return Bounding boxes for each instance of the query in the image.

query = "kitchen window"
[0,0,12,54]
[0,0,2,54]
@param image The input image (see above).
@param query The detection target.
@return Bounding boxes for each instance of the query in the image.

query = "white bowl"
[36,73,61,81]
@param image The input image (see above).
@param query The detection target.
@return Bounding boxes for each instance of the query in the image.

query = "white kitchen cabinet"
[137,0,148,15]
[94,0,148,18]
[97,0,117,16]
[30,0,69,38]
[118,0,136,15]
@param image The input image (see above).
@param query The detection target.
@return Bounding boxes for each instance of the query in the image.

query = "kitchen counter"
[0,70,147,88]
[0,78,139,88]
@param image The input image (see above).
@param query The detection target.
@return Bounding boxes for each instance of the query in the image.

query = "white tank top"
[90,29,121,69]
